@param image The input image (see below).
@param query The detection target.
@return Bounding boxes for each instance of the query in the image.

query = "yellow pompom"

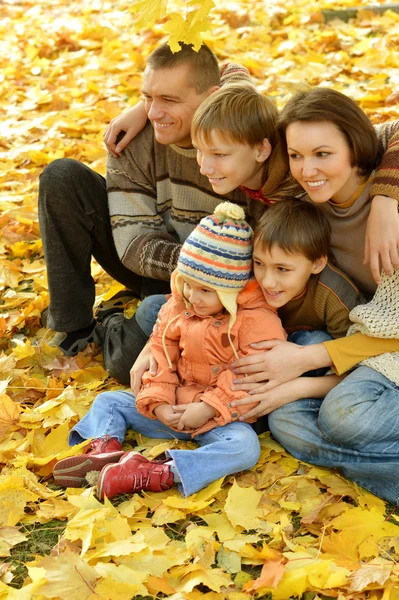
[214,202,245,221]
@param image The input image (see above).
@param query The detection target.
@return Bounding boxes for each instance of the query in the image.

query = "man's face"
[142,65,215,148]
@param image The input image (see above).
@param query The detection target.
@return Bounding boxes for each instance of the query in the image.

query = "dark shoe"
[53,436,124,488]
[97,452,174,500]
[95,290,137,323]
[47,320,102,356]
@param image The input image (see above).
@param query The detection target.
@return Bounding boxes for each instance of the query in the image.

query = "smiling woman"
[278,87,397,296]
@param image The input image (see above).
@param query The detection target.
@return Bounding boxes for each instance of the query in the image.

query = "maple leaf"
[0,526,28,557]
[0,394,21,437]
[37,548,100,599]
[224,480,263,530]
[349,563,392,591]
[130,0,167,30]
[244,557,285,592]
[165,13,212,52]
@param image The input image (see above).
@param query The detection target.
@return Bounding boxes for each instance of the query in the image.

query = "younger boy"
[253,199,364,340]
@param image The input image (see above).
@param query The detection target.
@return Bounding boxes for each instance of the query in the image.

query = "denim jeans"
[269,365,399,504]
[135,294,168,337]
[38,159,170,383]
[287,330,332,376]
[69,390,261,497]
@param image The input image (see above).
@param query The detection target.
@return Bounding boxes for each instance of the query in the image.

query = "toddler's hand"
[154,404,182,428]
[175,402,216,431]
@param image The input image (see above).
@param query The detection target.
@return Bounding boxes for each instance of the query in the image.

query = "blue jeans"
[269,365,399,504]
[288,330,331,376]
[69,390,260,497]
[135,294,168,337]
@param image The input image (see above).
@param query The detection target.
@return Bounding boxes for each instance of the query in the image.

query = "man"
[38,43,250,384]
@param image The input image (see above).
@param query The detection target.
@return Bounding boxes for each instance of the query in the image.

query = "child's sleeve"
[135,298,182,418]
[194,308,286,435]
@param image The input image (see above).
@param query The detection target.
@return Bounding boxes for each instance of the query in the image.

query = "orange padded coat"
[136,271,286,436]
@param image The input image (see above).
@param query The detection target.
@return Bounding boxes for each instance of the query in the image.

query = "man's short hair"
[278,87,381,179]
[191,83,278,148]
[146,42,220,94]
[254,199,331,262]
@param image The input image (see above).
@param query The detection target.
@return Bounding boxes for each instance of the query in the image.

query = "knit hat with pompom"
[176,202,253,325]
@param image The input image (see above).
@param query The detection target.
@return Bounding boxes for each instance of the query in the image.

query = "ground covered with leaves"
[1,0,399,598]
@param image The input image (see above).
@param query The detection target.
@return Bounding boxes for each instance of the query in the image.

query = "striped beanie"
[176,202,253,325]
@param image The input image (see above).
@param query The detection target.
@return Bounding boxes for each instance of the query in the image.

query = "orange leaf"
[244,558,285,592]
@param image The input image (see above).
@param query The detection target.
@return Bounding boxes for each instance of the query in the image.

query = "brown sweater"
[278,262,364,339]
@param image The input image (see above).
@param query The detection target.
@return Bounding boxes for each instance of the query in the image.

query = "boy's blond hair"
[191,83,278,147]
[254,199,331,262]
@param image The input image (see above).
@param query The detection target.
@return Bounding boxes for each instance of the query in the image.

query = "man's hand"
[103,101,148,158]
[175,402,217,431]
[154,404,182,429]
[364,195,399,284]
[231,340,331,390]
[130,343,158,395]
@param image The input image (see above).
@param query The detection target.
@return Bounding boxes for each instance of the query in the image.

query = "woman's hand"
[130,343,158,395]
[232,340,307,389]
[103,101,147,157]
[365,195,399,284]
[229,378,306,419]
[231,340,332,391]
[230,373,343,420]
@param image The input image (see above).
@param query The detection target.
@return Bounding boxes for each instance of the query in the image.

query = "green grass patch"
[8,519,67,589]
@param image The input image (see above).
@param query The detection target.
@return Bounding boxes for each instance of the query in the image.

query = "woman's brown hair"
[278,87,381,178]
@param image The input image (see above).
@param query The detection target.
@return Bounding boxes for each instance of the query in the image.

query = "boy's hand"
[365,195,399,284]
[154,404,182,428]
[103,101,147,157]
[175,402,217,431]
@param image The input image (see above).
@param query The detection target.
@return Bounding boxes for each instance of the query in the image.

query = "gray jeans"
[38,158,170,384]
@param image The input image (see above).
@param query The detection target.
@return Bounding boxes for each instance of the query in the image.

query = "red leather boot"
[53,436,124,488]
[97,451,174,500]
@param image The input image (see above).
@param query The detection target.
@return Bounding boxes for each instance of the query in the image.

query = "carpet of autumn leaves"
[1,0,399,598]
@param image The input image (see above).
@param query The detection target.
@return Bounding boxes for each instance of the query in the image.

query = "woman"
[231,87,399,503]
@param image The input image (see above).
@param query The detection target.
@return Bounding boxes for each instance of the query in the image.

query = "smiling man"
[38,43,250,384]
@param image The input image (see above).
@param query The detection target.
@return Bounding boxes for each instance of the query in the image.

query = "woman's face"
[286,121,362,205]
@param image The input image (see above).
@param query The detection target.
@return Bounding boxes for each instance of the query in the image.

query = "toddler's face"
[182,277,224,317]
[253,242,326,308]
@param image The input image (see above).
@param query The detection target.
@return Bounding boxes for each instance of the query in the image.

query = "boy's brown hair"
[191,83,278,148]
[254,199,331,262]
[146,42,220,94]
[278,87,381,178]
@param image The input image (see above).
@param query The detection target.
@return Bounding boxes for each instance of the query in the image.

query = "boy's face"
[193,130,270,195]
[253,242,326,309]
[182,277,224,316]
